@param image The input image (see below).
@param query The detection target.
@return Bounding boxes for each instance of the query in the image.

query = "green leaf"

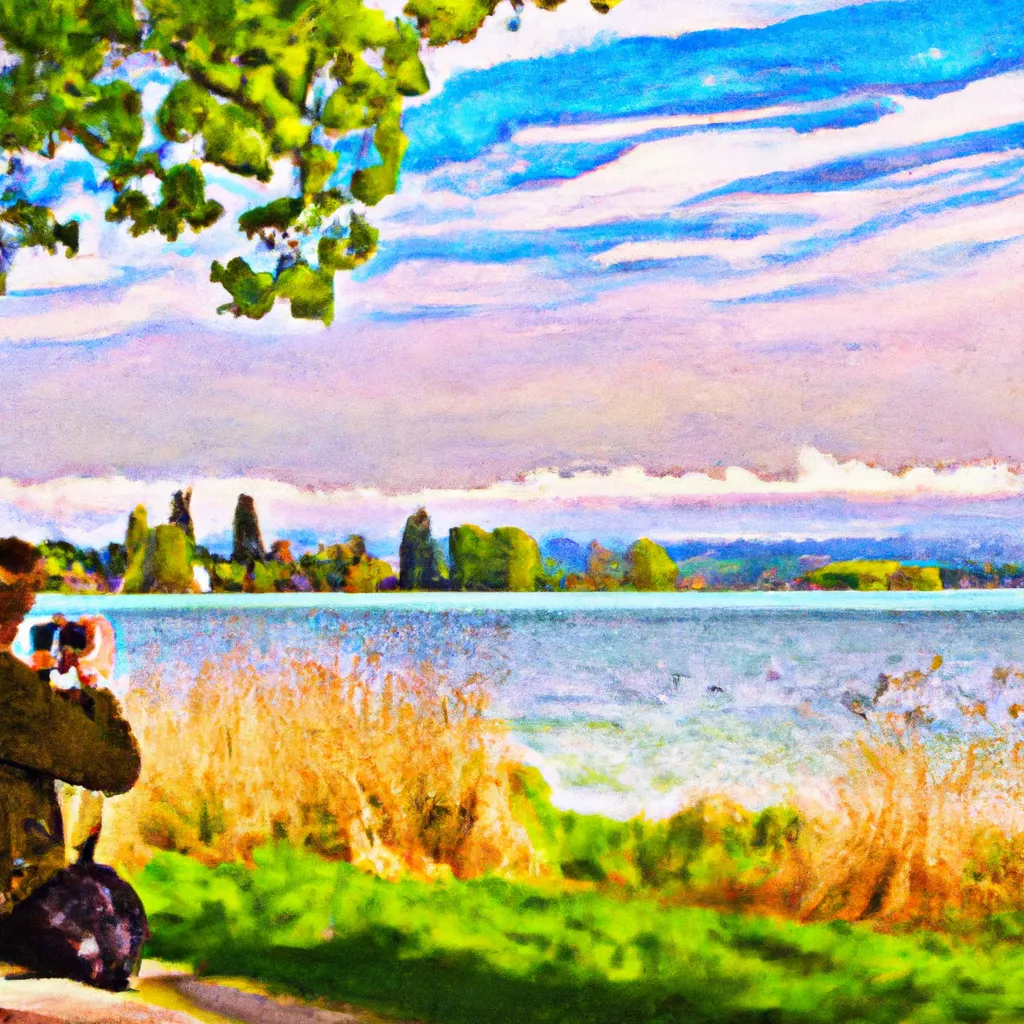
[155,163,224,239]
[318,211,378,271]
[105,189,157,237]
[107,164,223,241]
[298,144,339,198]
[1,200,80,255]
[202,104,273,181]
[157,81,216,143]
[350,100,407,205]
[210,257,277,319]
[402,0,502,45]
[53,218,80,257]
[384,23,431,97]
[238,197,305,239]
[276,259,335,324]
[73,80,144,162]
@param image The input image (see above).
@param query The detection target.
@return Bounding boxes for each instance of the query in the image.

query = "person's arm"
[0,655,141,795]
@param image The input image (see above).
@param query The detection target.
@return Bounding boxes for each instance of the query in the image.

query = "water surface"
[24,592,1024,816]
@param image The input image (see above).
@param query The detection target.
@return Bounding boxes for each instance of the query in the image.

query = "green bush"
[509,767,803,900]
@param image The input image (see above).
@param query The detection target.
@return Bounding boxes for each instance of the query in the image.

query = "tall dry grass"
[101,644,1024,928]
[101,646,535,880]
[799,660,1024,926]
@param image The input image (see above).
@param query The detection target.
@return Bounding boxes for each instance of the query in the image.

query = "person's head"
[0,537,44,647]
[53,614,67,627]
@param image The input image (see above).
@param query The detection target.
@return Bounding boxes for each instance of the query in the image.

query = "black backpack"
[0,834,149,990]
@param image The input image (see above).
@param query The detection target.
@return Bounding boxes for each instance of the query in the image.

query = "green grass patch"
[136,843,1024,1024]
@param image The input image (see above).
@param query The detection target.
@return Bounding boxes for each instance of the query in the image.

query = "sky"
[3,0,1024,551]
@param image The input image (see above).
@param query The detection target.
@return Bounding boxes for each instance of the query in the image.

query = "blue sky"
[2,0,1024,547]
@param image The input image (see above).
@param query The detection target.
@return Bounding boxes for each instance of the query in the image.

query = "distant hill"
[664,536,1024,568]
[542,538,589,575]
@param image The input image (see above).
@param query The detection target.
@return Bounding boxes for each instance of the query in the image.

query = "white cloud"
[401,0,899,87]
[2,448,1022,548]
[592,149,1024,289]
[0,272,218,343]
[513,96,862,145]
[424,71,1024,236]
[5,252,122,291]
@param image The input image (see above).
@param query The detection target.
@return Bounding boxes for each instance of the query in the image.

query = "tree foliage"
[399,506,446,590]
[449,523,542,591]
[623,537,678,591]
[0,0,622,322]
[232,493,266,564]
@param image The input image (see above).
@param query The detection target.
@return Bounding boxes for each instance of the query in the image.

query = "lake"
[22,591,1024,817]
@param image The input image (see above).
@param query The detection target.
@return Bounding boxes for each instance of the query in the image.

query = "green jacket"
[0,652,141,914]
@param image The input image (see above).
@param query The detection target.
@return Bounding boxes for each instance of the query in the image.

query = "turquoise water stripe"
[29,590,1024,615]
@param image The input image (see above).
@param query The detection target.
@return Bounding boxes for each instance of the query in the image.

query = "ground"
[0,962,390,1024]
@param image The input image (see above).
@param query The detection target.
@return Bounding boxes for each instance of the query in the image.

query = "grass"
[135,842,1024,1024]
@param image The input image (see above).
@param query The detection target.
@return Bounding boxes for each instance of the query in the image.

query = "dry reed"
[799,660,1024,926]
[100,645,1024,926]
[100,645,535,880]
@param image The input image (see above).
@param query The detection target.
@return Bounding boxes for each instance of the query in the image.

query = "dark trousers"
[0,862,148,991]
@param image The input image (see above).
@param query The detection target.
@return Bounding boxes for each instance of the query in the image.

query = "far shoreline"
[27,589,1024,614]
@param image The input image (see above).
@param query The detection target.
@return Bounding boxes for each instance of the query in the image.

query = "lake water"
[22,592,1024,817]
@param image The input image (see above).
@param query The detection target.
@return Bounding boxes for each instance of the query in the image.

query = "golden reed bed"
[99,648,1024,927]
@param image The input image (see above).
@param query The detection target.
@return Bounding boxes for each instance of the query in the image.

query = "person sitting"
[0,538,146,990]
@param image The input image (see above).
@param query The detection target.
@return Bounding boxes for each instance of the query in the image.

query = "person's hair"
[0,537,41,578]
[0,537,42,645]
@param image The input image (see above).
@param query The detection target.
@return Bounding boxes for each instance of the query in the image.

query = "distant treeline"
[23,489,1024,595]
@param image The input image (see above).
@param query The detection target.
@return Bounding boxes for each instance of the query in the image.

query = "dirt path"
[0,969,201,1023]
[0,962,408,1024]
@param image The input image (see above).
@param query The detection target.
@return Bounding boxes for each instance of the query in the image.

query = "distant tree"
[311,534,393,592]
[495,527,543,592]
[169,488,195,541]
[232,494,266,564]
[449,524,542,591]
[122,524,199,594]
[585,541,623,592]
[623,538,679,592]
[105,542,129,579]
[801,560,942,592]
[36,540,109,593]
[543,538,588,576]
[346,555,396,593]
[125,505,149,559]
[269,540,294,564]
[149,525,199,593]
[449,525,501,591]
[399,507,445,590]
[0,0,623,321]
[538,556,566,591]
